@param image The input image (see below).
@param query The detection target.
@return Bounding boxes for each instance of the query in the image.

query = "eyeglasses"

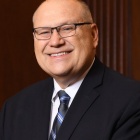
[33,22,91,40]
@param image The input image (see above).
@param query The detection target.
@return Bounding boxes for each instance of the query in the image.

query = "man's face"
[33,0,98,87]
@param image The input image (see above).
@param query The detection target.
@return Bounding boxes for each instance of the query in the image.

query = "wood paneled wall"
[131,0,140,80]
[85,0,132,76]
[0,0,140,108]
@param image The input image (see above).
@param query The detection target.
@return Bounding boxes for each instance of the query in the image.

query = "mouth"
[49,52,70,57]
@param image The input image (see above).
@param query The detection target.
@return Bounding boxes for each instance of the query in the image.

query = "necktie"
[49,90,70,140]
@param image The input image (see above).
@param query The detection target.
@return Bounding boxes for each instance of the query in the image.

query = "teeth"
[51,52,68,57]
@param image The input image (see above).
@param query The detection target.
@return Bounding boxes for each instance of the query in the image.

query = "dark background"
[0,0,140,108]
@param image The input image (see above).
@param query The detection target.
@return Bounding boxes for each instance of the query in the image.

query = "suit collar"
[56,57,105,140]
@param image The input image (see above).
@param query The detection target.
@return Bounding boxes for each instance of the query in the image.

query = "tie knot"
[58,90,70,106]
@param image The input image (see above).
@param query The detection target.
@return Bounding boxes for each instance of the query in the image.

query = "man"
[1,0,140,140]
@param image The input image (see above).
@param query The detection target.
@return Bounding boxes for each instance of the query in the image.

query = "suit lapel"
[33,78,54,139]
[43,78,54,139]
[56,58,105,140]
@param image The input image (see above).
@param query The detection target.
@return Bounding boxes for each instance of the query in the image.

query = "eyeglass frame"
[33,22,92,40]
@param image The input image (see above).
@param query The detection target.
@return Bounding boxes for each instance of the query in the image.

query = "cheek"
[34,43,49,73]
[75,35,92,55]
[34,40,47,55]
[75,36,95,65]
[34,46,41,63]
[34,41,46,66]
[34,40,40,52]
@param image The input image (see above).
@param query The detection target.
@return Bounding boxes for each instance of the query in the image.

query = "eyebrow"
[34,21,79,29]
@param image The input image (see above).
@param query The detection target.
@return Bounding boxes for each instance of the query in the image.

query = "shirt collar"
[52,78,84,102]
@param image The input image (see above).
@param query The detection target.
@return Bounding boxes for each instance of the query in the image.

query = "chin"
[51,70,71,77]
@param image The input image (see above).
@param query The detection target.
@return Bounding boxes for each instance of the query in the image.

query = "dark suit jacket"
[1,58,140,140]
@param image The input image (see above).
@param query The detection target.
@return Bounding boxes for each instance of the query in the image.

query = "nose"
[48,29,65,47]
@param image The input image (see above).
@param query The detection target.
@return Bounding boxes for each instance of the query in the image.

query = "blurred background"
[0,0,140,108]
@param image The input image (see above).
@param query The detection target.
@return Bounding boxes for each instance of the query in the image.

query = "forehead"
[33,0,84,27]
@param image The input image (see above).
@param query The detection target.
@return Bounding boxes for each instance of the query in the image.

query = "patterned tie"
[49,90,70,140]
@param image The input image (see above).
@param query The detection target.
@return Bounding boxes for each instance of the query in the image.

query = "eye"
[38,30,50,35]
[61,25,75,32]
[35,28,51,36]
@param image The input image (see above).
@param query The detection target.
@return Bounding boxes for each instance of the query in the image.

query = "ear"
[91,23,99,48]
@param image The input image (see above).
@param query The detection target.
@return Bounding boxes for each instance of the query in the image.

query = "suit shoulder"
[5,77,53,104]
[103,66,140,92]
[19,77,53,93]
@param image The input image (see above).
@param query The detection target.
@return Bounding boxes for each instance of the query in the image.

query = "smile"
[50,52,69,57]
